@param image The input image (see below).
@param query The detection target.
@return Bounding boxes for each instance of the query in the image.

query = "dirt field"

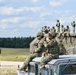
[0,66,17,75]
[0,61,23,75]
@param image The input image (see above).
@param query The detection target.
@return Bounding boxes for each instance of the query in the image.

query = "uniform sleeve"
[34,39,44,53]
[44,39,55,48]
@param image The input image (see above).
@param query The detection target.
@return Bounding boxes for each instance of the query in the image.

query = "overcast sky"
[0,0,76,37]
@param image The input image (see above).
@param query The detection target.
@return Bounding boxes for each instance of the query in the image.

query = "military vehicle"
[17,54,76,75]
[17,33,76,75]
[17,25,76,75]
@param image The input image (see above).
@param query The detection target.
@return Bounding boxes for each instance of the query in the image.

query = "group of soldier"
[19,20,76,75]
[41,20,76,34]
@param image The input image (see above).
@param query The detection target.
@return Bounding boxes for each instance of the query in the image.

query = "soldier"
[51,26,56,32]
[54,33,66,55]
[39,32,60,74]
[56,20,60,32]
[20,32,45,71]
[30,37,38,53]
[48,27,50,32]
[64,26,70,36]
[59,40,66,55]
[41,26,48,34]
[71,21,76,33]
[61,25,65,33]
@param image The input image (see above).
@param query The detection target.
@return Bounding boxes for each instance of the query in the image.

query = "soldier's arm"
[34,40,44,53]
[48,39,56,47]
[44,39,55,47]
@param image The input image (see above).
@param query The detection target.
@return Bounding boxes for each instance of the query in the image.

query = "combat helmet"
[37,32,44,37]
[49,32,56,37]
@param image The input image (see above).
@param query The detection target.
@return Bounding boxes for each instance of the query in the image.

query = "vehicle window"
[59,64,76,75]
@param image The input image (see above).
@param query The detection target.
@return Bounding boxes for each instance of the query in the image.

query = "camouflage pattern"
[71,21,76,33]
[61,25,65,33]
[59,40,66,55]
[40,37,60,68]
[63,26,70,37]
[51,26,56,32]
[20,20,76,72]
[48,27,50,32]
[56,20,60,32]
[20,32,45,71]
[30,32,44,53]
[30,38,38,53]
[55,33,65,50]
[41,26,48,34]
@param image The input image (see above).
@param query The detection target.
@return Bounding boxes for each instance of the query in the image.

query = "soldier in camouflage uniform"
[48,27,50,32]
[39,32,60,70]
[56,20,60,32]
[71,21,76,33]
[41,26,48,34]
[51,26,56,32]
[20,32,45,71]
[55,33,66,55]
[61,25,65,33]
[64,26,70,37]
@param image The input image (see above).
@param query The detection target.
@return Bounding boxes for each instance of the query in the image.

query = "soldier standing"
[71,21,76,33]
[20,32,45,71]
[56,20,60,32]
[61,25,65,33]
[39,32,60,73]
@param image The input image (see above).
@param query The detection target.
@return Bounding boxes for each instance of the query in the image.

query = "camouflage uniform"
[61,25,65,33]
[56,20,60,32]
[71,21,76,33]
[30,37,38,53]
[64,26,70,37]
[20,32,45,71]
[51,26,56,33]
[41,26,48,34]
[40,32,60,69]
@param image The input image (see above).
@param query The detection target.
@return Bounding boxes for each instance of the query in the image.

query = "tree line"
[0,37,35,48]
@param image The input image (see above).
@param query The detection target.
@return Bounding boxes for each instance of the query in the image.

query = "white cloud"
[31,0,39,3]
[0,6,29,15]
[40,10,60,18]
[30,6,44,13]
[21,21,40,28]
[0,6,44,15]
[50,0,69,7]
[1,17,26,24]
[0,24,9,29]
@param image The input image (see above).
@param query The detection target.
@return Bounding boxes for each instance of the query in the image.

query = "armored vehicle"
[17,24,76,75]
[17,54,76,75]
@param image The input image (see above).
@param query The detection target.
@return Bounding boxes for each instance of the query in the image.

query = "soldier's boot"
[19,64,27,71]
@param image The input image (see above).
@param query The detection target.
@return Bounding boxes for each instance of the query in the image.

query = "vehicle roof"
[32,54,76,65]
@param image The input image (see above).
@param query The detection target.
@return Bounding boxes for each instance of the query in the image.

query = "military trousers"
[20,53,38,70]
[40,54,59,68]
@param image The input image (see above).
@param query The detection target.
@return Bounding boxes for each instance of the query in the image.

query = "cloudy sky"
[0,0,76,37]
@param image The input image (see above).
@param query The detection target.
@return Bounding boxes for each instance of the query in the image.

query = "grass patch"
[0,48,30,61]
